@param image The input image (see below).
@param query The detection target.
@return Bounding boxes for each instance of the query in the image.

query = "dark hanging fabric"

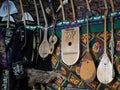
[0,69,9,90]
[12,25,26,63]
[0,27,8,81]
[36,55,52,71]
[0,21,17,67]
[30,28,41,68]
[10,21,37,90]
[22,21,35,67]
[1,21,15,49]
[0,21,16,90]
[22,30,33,61]
[0,27,7,69]
[21,29,35,71]
[10,23,26,90]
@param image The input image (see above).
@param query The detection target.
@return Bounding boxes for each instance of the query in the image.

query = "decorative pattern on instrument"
[65,30,76,41]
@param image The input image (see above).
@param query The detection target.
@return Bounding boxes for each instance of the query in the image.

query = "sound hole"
[68,42,72,46]
[87,61,89,63]
[104,63,107,65]
[50,48,53,52]
[51,40,54,43]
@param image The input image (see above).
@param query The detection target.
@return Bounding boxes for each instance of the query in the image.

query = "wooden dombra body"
[61,27,80,65]
[97,53,114,84]
[80,52,96,83]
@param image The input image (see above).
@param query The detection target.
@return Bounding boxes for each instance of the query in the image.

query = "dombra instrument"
[60,0,80,65]
[79,0,96,83]
[97,0,114,84]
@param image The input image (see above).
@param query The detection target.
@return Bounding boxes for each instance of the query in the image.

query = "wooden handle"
[104,15,107,53]
[86,16,89,52]
[110,0,115,12]
[49,0,56,20]
[39,0,48,27]
[110,0,115,67]
[33,0,40,25]
[110,16,114,31]
[59,0,65,20]
[110,0,114,40]
[104,0,108,10]
[85,0,91,52]
[109,0,114,37]
[6,0,10,28]
[110,0,114,31]
[49,0,56,30]
[85,0,92,18]
[103,0,107,53]
[19,0,26,26]
[70,0,75,20]
[85,0,91,12]
[103,0,108,53]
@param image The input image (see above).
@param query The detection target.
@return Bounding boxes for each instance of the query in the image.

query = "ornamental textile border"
[26,11,120,34]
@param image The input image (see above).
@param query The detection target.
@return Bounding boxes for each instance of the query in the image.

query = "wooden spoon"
[38,0,50,59]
